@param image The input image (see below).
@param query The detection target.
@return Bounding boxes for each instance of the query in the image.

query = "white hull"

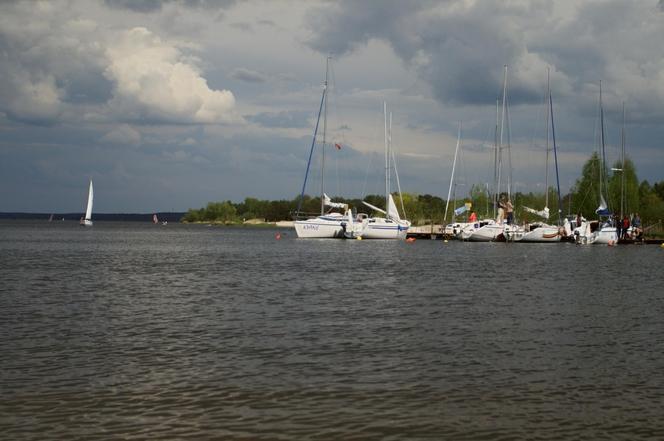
[294,215,346,238]
[360,218,410,239]
[466,223,504,242]
[80,219,93,227]
[520,225,561,242]
[574,222,630,245]
[506,224,561,242]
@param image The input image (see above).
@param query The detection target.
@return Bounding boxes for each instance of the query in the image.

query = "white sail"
[387,194,401,221]
[523,206,549,219]
[85,180,93,221]
[323,193,347,209]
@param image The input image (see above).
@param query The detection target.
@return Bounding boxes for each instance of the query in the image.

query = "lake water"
[1,220,663,440]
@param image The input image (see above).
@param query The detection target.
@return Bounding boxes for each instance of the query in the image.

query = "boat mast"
[544,68,551,209]
[384,101,389,215]
[296,60,328,216]
[620,102,626,218]
[444,122,461,223]
[550,79,563,226]
[497,65,507,208]
[599,80,607,212]
[320,56,330,215]
[493,99,499,219]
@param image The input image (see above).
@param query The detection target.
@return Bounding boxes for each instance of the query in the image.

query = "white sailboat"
[506,69,570,242]
[467,65,511,242]
[574,82,620,244]
[294,57,350,238]
[80,179,93,227]
[356,102,411,239]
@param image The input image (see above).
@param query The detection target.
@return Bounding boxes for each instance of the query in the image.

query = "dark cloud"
[230,67,268,83]
[104,0,164,13]
[230,22,252,32]
[257,19,276,27]
[247,111,311,129]
[104,0,240,13]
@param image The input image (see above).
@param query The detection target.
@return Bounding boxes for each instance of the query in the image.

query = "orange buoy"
[275,232,281,240]
[406,237,416,243]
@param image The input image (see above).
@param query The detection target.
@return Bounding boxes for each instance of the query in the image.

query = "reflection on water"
[1,221,663,440]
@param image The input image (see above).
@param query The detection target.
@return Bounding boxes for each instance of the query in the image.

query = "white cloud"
[104,27,237,124]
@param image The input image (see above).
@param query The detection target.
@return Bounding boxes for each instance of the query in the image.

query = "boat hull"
[80,219,93,227]
[294,216,346,238]
[360,218,409,239]
[466,223,504,242]
[520,226,562,242]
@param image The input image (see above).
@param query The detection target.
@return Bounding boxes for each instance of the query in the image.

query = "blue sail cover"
[596,207,612,216]
[454,205,468,216]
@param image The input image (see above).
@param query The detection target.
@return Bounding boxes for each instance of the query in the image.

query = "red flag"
[335,143,342,150]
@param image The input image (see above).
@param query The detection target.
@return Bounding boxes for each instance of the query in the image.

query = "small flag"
[335,143,342,150]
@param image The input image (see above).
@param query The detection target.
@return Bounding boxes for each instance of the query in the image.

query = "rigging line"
[296,80,326,215]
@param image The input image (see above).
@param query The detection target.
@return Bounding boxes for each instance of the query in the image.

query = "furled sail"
[323,193,347,209]
[523,206,549,219]
[595,195,611,215]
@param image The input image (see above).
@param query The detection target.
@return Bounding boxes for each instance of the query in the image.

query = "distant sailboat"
[153,214,159,224]
[80,179,93,227]
[48,213,54,222]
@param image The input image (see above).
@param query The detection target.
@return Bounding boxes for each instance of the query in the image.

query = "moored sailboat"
[356,103,411,239]
[293,57,351,238]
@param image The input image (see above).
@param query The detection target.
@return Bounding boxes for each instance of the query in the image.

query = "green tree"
[572,152,606,218]
[608,157,639,217]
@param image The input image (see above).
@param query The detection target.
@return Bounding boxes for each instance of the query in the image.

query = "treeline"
[183,153,664,228]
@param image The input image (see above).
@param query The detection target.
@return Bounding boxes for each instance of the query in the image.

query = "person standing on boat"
[469,210,477,223]
[505,198,514,225]
[615,214,622,241]
[497,195,506,224]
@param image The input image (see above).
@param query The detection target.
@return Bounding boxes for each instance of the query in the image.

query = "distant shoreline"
[0,212,186,222]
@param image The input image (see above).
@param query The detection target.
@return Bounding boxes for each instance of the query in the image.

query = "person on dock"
[622,216,630,240]
[632,213,641,235]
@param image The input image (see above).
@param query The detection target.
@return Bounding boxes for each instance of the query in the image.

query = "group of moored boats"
[293,60,642,245]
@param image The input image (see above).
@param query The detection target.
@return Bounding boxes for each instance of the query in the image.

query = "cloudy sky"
[1,0,663,213]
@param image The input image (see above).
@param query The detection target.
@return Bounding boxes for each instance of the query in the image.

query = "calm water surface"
[1,220,663,440]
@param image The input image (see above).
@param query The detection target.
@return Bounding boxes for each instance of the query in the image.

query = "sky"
[1,0,663,213]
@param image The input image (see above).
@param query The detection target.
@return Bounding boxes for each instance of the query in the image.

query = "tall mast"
[544,68,550,209]
[620,102,626,218]
[599,80,607,209]
[444,122,462,223]
[320,56,330,215]
[296,61,327,215]
[493,98,499,219]
[384,101,389,213]
[550,82,563,226]
[497,65,507,207]
[389,111,393,213]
